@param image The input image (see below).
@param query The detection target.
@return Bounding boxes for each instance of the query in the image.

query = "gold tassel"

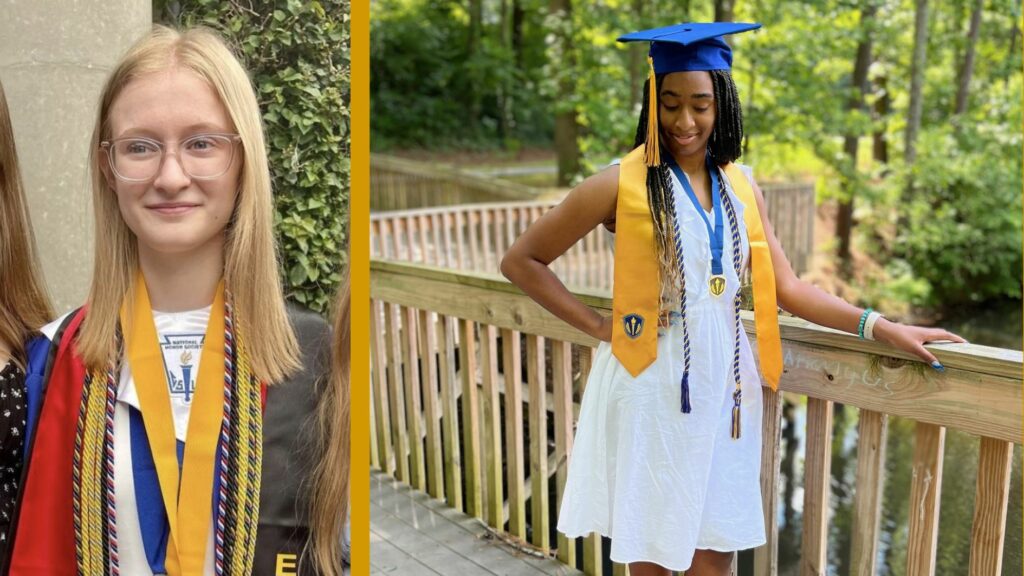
[644,56,660,167]
[731,391,742,439]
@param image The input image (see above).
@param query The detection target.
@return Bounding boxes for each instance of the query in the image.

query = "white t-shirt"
[114,307,216,576]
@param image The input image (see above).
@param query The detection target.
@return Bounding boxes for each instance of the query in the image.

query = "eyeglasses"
[100,133,242,182]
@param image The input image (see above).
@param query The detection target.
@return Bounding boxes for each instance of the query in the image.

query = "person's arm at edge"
[750,178,966,366]
[500,165,619,343]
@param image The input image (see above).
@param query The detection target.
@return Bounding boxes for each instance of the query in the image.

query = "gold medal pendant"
[709,274,727,297]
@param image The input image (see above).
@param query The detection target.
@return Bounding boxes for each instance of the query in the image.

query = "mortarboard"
[617,22,761,165]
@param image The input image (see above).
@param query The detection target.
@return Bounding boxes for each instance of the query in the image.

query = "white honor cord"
[863,311,884,341]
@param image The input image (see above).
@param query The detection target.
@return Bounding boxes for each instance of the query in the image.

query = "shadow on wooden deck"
[371,470,584,575]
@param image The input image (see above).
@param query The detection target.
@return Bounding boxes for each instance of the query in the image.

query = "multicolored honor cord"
[70,274,264,576]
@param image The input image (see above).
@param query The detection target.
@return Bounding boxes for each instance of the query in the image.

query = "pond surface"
[745,301,1022,576]
[759,401,1022,576]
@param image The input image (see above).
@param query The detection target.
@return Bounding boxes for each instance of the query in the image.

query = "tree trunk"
[550,0,579,186]
[872,72,889,166]
[498,0,513,142]
[905,0,929,166]
[1009,2,1020,88]
[954,0,983,116]
[512,0,525,69]
[836,2,876,271]
[629,0,645,111]
[467,0,484,131]
[714,0,734,22]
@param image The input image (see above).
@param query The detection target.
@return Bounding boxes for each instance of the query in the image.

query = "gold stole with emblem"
[611,145,783,389]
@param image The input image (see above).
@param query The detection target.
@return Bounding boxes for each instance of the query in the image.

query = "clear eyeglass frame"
[100,133,242,183]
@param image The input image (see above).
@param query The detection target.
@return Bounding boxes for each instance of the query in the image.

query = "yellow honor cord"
[722,163,783,389]
[121,272,227,575]
[612,145,660,376]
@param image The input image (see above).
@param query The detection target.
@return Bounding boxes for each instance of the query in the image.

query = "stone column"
[0,0,151,312]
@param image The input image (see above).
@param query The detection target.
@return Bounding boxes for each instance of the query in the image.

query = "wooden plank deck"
[371,470,584,576]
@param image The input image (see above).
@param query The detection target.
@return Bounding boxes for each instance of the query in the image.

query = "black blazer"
[253,303,333,576]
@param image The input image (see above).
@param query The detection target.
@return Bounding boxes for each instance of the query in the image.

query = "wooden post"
[459,318,483,519]
[583,536,602,576]
[800,398,833,576]
[438,315,463,510]
[755,388,784,576]
[553,340,576,566]
[968,437,1013,575]
[402,306,426,491]
[905,422,946,576]
[481,325,504,529]
[850,410,888,576]
[384,303,409,481]
[369,300,392,473]
[418,309,444,500]
[501,328,527,539]
[527,334,550,552]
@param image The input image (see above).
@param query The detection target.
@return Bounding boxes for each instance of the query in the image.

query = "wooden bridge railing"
[369,259,1022,576]
[371,199,813,295]
[370,153,548,211]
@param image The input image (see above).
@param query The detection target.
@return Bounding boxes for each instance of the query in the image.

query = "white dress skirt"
[556,165,766,571]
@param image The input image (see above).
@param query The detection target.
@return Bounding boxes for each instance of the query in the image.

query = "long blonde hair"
[78,25,299,383]
[308,275,350,575]
[0,79,53,365]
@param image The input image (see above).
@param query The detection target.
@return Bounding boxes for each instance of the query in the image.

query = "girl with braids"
[0,78,53,564]
[5,26,336,576]
[501,22,964,576]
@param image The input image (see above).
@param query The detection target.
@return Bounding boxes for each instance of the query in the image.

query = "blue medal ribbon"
[668,155,725,281]
[130,407,221,575]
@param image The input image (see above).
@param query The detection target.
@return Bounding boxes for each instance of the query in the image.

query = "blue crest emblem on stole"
[623,314,644,339]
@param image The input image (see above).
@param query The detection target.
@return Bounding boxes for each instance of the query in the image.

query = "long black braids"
[633,76,682,295]
[632,70,745,299]
[707,69,744,165]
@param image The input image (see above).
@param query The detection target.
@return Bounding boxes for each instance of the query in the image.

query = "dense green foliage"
[370,0,553,149]
[157,0,350,312]
[739,1,1022,307]
[372,0,1022,312]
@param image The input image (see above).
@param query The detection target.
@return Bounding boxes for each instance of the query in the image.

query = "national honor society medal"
[669,154,727,298]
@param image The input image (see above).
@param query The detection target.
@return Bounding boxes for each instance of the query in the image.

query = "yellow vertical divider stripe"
[348,0,369,574]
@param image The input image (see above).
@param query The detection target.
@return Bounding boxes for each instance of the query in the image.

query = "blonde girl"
[8,26,316,576]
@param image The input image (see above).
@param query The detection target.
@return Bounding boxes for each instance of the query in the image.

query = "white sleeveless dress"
[556,165,766,571]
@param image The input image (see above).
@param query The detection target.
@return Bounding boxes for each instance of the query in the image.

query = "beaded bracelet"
[858,308,873,339]
[864,311,884,341]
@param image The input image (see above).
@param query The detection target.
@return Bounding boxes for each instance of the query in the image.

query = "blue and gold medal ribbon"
[121,271,226,576]
[667,155,725,292]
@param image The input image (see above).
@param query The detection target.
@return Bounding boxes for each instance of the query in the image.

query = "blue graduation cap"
[617,22,761,73]
[616,22,761,167]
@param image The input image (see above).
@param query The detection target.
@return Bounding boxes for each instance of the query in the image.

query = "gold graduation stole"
[611,145,783,390]
[122,273,227,575]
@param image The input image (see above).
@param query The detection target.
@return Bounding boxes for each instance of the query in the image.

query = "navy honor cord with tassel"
[721,173,745,439]
[667,166,693,414]
[667,162,746,439]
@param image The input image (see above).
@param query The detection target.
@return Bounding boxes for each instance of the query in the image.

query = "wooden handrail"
[369,259,1021,576]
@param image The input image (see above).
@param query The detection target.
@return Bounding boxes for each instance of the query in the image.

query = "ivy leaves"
[171,0,350,313]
